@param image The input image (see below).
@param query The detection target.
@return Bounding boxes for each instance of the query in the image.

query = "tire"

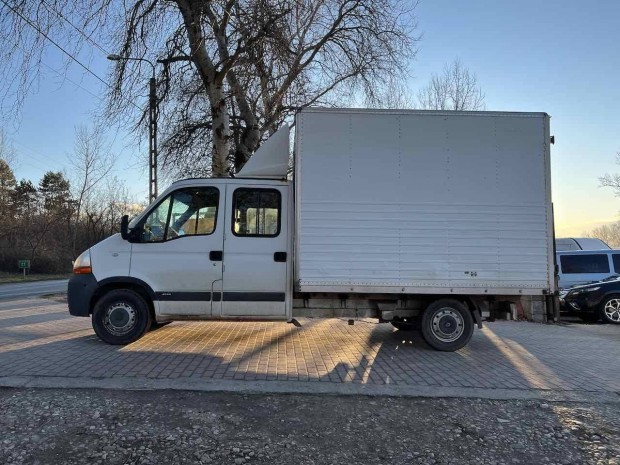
[92,289,152,345]
[578,314,599,323]
[420,299,474,352]
[390,318,419,331]
[600,296,620,324]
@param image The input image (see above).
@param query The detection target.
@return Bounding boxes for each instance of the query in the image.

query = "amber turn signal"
[73,266,92,275]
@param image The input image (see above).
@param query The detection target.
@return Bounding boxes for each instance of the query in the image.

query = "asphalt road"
[0,279,68,300]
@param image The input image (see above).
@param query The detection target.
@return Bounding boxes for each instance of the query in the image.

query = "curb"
[1,376,618,404]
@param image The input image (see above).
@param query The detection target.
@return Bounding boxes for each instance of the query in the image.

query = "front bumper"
[563,294,600,316]
[68,274,98,316]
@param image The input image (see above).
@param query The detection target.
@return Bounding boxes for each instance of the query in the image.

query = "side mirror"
[120,215,129,240]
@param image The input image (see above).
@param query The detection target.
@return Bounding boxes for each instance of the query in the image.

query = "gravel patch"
[2,388,620,464]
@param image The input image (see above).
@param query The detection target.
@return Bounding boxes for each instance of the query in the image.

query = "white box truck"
[68,108,555,351]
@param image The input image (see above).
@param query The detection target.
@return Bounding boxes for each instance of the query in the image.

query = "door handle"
[210,250,223,261]
[274,252,287,262]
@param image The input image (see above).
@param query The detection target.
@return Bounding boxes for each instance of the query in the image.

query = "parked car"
[556,250,620,289]
[555,237,610,251]
[563,276,620,324]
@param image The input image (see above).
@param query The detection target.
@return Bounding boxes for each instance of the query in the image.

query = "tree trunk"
[207,83,230,177]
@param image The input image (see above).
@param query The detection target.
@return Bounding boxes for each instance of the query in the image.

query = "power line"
[12,141,59,168]
[1,0,143,112]
[13,42,104,101]
[39,0,110,56]
[0,0,110,89]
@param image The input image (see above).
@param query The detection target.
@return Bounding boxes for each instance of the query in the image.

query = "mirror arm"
[120,215,129,240]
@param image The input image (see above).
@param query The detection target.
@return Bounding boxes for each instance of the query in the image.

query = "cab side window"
[232,188,281,237]
[140,187,219,242]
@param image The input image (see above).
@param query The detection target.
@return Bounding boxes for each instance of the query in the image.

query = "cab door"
[129,185,224,316]
[219,184,289,318]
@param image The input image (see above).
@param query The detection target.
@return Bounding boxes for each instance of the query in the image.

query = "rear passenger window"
[613,254,620,273]
[232,188,281,237]
[560,254,610,274]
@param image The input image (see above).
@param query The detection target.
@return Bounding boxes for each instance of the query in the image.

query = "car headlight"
[584,286,601,292]
[73,250,92,275]
[571,286,601,295]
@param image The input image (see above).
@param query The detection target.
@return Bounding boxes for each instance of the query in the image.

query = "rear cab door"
[218,181,291,319]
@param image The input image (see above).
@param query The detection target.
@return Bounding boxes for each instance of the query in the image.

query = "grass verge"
[0,272,71,284]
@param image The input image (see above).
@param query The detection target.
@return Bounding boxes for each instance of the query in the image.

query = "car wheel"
[92,289,152,345]
[420,299,474,351]
[601,296,620,324]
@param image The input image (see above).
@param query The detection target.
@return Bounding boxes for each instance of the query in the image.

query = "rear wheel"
[92,289,152,345]
[601,296,620,324]
[420,299,474,352]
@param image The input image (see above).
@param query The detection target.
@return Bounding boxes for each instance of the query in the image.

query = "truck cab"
[69,129,294,345]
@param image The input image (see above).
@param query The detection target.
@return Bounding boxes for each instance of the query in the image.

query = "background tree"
[0,1,418,178]
[68,125,116,257]
[600,152,620,196]
[0,159,16,267]
[0,129,17,167]
[417,59,485,111]
[585,221,620,248]
[0,159,16,214]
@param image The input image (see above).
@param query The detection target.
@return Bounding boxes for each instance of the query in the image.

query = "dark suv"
[563,276,620,324]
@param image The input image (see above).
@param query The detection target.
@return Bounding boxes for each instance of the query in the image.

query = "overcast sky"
[3,0,619,237]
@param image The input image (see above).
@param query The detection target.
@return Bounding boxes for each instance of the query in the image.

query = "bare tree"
[0,1,418,178]
[600,152,620,196]
[68,125,116,257]
[417,59,485,111]
[0,129,17,167]
[585,221,620,248]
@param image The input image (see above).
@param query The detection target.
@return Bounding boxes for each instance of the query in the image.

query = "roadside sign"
[18,260,30,278]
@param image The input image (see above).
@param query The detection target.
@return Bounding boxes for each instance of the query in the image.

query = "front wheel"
[420,299,474,352]
[92,289,152,345]
[601,296,620,324]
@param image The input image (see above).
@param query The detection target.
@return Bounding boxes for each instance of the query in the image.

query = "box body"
[294,108,554,295]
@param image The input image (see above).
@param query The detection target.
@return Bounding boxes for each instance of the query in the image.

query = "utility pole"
[148,76,158,202]
[107,54,158,202]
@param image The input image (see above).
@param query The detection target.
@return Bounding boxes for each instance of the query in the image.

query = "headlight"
[584,286,601,292]
[571,286,601,295]
[73,250,92,274]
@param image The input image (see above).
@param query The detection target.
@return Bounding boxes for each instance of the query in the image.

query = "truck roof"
[299,107,549,118]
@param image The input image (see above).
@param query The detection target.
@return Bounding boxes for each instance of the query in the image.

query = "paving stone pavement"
[1,297,620,396]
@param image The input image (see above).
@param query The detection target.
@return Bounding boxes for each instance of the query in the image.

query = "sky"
[2,0,620,237]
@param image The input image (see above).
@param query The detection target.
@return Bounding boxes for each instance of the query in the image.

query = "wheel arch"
[599,293,620,324]
[91,277,156,319]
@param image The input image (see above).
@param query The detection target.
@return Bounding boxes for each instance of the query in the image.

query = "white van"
[555,237,610,251]
[556,250,620,289]
[68,108,555,352]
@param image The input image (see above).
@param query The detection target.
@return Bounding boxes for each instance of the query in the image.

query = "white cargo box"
[294,108,554,295]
